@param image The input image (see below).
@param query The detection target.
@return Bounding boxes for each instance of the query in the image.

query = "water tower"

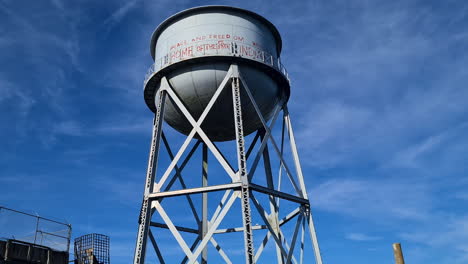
[133,6,323,264]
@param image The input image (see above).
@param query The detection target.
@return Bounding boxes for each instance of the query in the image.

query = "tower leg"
[133,90,166,264]
[284,107,323,264]
[231,68,255,263]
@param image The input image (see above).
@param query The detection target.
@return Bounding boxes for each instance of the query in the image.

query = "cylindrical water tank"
[144,6,290,141]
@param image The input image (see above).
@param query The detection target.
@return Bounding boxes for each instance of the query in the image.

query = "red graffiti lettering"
[170,46,193,60]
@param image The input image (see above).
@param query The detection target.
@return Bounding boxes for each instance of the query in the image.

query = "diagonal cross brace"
[187,191,239,263]
[238,75,303,198]
[155,70,238,190]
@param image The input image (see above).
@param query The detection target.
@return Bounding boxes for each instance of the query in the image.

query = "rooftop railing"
[0,206,71,252]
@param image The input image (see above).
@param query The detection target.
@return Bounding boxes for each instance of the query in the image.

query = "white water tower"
[134,6,323,264]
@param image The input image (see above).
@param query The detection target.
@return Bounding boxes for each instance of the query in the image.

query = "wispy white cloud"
[49,0,65,12]
[0,0,85,149]
[389,135,445,168]
[36,119,86,148]
[0,78,35,116]
[95,117,152,134]
[0,173,60,202]
[398,214,468,263]
[293,48,468,170]
[92,175,142,207]
[285,5,445,167]
[34,116,152,148]
[400,215,468,248]
[345,232,381,241]
[296,102,374,168]
[1,1,467,263]
[289,0,468,171]
[310,178,432,221]
[0,0,81,70]
[103,0,140,32]
[53,120,85,137]
[387,122,468,169]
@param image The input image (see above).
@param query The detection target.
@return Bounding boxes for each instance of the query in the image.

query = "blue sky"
[1,0,468,263]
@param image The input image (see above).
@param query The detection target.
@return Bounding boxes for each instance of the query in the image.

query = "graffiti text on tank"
[161,34,274,68]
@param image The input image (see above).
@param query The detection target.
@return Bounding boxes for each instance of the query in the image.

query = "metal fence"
[74,234,110,264]
[0,206,71,252]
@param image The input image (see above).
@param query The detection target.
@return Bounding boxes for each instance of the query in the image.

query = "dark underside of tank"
[144,57,290,142]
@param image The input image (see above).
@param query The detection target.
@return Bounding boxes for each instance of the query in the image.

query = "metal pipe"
[66,224,72,254]
[0,206,68,226]
[34,216,40,244]
[36,230,73,240]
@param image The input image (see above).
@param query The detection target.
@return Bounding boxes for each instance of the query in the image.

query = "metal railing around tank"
[144,41,289,85]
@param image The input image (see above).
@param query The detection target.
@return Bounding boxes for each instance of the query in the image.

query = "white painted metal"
[285,109,323,264]
[134,63,324,264]
[231,67,255,263]
[246,103,283,180]
[261,140,283,264]
[153,200,200,264]
[214,225,267,234]
[161,139,201,193]
[133,89,166,264]
[209,238,232,264]
[144,6,290,141]
[254,230,271,262]
[286,214,303,263]
[276,116,286,206]
[299,219,305,264]
[187,192,239,264]
[239,75,303,198]
[211,190,233,222]
[160,133,200,222]
[279,208,301,227]
[162,75,238,181]
[250,194,289,259]
[151,7,280,64]
[278,228,299,264]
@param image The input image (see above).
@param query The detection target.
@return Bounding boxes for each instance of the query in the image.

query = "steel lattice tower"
[132,6,323,264]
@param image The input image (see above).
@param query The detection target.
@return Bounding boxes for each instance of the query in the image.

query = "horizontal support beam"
[150,222,199,234]
[214,225,268,234]
[250,183,309,204]
[148,183,242,199]
[147,182,308,204]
